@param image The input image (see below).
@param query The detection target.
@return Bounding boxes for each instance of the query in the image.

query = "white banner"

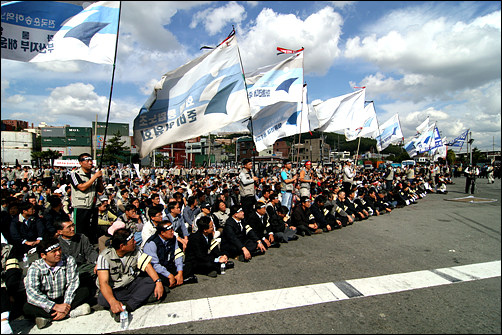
[246,50,304,117]
[345,101,379,141]
[1,1,119,64]
[314,89,366,133]
[133,34,250,158]
[375,113,404,152]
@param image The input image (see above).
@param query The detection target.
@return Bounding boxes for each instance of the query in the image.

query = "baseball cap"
[107,221,125,236]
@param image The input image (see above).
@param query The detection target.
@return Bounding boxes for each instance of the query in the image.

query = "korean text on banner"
[133,34,250,159]
[1,1,120,64]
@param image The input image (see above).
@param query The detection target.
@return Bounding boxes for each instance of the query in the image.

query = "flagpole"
[98,1,122,170]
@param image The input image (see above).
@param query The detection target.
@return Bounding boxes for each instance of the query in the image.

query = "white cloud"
[190,2,247,36]
[4,94,25,104]
[239,6,343,76]
[344,9,501,100]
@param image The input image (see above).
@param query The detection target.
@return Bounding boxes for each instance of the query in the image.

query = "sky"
[1,1,501,152]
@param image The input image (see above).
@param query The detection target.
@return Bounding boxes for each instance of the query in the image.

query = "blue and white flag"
[413,123,435,154]
[428,126,444,152]
[133,34,250,158]
[446,129,469,148]
[249,101,299,152]
[246,50,304,117]
[313,89,366,134]
[1,1,120,64]
[345,100,379,141]
[375,114,404,152]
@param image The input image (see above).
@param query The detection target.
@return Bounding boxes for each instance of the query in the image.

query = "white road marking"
[22,260,501,334]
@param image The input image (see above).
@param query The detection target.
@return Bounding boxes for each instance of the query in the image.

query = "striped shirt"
[24,255,79,313]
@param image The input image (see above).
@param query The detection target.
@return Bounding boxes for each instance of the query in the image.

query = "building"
[1,119,29,131]
[1,131,36,166]
[292,138,331,163]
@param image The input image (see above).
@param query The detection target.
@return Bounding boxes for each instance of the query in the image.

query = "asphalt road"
[121,176,501,334]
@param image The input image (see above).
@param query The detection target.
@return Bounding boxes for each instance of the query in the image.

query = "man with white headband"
[23,237,92,329]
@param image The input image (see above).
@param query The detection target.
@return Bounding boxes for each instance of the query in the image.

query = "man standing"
[238,159,258,217]
[342,160,355,194]
[464,165,479,194]
[280,160,297,211]
[69,153,104,244]
[384,164,395,191]
[298,161,314,198]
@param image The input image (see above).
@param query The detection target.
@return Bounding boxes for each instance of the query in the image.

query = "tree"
[100,131,130,165]
[32,149,62,167]
[446,149,456,165]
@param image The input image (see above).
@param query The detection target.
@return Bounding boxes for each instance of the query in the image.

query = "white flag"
[313,89,366,133]
[375,114,404,152]
[250,102,299,152]
[416,117,430,134]
[345,101,379,141]
[1,1,120,64]
[246,50,304,117]
[413,123,435,154]
[133,34,250,158]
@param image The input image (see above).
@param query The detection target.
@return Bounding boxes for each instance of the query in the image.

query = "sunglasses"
[80,157,93,162]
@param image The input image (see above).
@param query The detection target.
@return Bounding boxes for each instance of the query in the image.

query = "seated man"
[165,201,189,252]
[265,194,297,243]
[335,190,356,224]
[54,219,98,296]
[291,196,323,236]
[184,216,234,278]
[115,204,144,245]
[9,201,46,259]
[42,196,71,239]
[96,228,164,322]
[220,205,267,262]
[245,201,280,249]
[345,189,368,221]
[143,220,197,290]
[23,237,92,329]
[309,195,335,232]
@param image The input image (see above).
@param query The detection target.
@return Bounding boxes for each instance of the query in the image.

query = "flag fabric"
[428,126,444,152]
[413,123,435,154]
[133,34,251,158]
[415,117,430,134]
[313,89,366,134]
[404,137,419,157]
[250,84,314,152]
[375,113,404,152]
[247,49,305,152]
[446,129,469,149]
[246,50,304,117]
[1,1,120,64]
[249,101,299,152]
[345,100,379,141]
[278,84,314,137]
